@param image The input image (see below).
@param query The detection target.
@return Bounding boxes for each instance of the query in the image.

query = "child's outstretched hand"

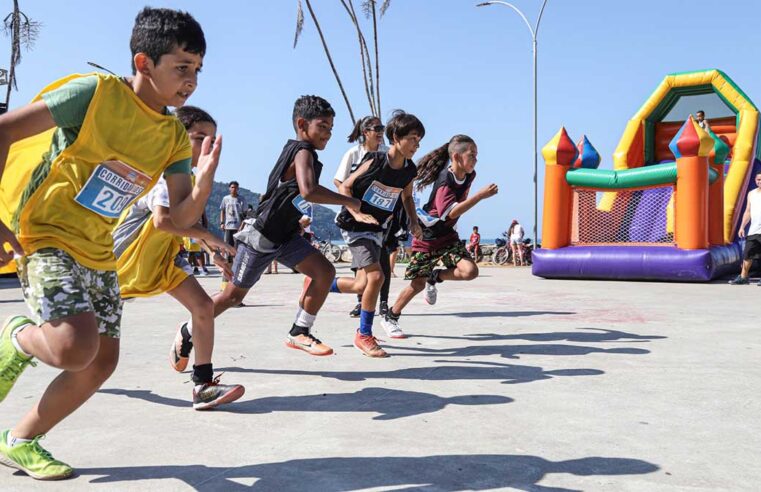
[195,134,223,183]
[211,252,232,278]
[0,221,24,267]
[347,199,379,226]
[476,183,499,200]
[206,234,237,258]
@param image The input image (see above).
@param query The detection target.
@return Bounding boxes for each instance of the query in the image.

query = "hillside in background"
[206,181,341,240]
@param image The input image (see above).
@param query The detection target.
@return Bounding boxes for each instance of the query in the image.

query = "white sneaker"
[424,282,438,305]
[381,315,405,339]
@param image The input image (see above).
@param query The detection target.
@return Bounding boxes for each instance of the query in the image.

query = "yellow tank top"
[2,73,191,271]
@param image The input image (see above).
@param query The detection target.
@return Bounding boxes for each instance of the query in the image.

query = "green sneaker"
[0,430,73,480]
[0,315,36,402]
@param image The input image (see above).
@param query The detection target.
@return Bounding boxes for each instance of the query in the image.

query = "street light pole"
[477,0,548,248]
[0,68,8,115]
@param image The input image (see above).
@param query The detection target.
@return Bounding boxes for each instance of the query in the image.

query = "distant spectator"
[729,171,761,284]
[467,226,481,260]
[508,219,525,266]
[219,181,247,247]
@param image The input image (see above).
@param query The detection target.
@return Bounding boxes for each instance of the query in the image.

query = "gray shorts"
[231,234,317,289]
[349,238,381,270]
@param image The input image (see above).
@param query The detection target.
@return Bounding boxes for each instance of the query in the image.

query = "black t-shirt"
[255,140,322,244]
[335,151,417,233]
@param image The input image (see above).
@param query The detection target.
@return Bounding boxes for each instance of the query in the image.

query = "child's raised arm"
[165,134,222,228]
[293,149,378,225]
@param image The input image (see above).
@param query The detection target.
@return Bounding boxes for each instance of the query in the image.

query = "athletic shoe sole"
[193,385,245,411]
[284,340,333,356]
[353,340,389,358]
[0,455,73,481]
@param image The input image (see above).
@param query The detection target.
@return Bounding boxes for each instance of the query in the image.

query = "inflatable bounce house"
[532,69,760,281]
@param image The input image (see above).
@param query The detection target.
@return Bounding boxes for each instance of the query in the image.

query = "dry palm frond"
[341,0,376,116]
[293,0,304,48]
[360,0,373,18]
[380,0,391,16]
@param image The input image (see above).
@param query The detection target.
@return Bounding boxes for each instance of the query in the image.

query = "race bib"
[361,181,402,212]
[75,161,151,218]
[291,195,313,218]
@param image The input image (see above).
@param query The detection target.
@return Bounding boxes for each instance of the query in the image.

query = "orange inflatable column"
[707,129,730,246]
[541,127,578,249]
[669,116,713,250]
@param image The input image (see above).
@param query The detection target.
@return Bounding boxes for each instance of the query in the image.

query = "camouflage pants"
[16,248,122,338]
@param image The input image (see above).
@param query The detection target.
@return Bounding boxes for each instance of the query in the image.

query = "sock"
[356,293,362,303]
[192,363,213,385]
[387,307,401,320]
[427,269,443,285]
[7,433,32,447]
[330,278,341,293]
[294,308,316,329]
[10,324,32,357]
[289,324,310,337]
[358,310,375,336]
[184,320,193,337]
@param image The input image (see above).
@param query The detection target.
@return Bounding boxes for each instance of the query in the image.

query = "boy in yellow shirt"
[0,7,219,480]
[113,105,243,409]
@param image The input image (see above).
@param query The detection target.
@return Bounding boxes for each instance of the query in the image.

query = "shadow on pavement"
[75,454,659,491]
[98,387,513,420]
[214,360,604,385]
[404,310,575,318]
[384,343,650,360]
[413,328,666,344]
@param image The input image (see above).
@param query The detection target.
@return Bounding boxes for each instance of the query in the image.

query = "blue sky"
[3,0,761,239]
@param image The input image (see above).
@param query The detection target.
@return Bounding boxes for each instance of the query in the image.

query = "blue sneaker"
[728,275,749,285]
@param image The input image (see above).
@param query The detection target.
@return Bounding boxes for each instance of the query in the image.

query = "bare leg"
[740,259,753,278]
[336,268,368,294]
[437,258,479,282]
[360,263,384,312]
[294,252,335,315]
[389,248,399,277]
[15,312,101,371]
[169,277,214,365]
[211,282,250,317]
[12,336,119,439]
[390,277,427,314]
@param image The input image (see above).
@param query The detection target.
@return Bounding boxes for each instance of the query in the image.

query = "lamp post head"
[476,2,495,6]
[0,68,8,86]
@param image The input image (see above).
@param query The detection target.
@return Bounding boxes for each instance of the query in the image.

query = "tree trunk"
[371,0,381,116]
[304,0,356,124]
[5,0,20,108]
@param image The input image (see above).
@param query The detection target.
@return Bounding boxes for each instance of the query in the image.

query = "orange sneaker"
[285,332,333,356]
[169,323,193,372]
[354,332,389,358]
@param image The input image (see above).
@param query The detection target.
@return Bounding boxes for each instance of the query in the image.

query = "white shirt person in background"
[508,219,526,267]
[333,115,389,187]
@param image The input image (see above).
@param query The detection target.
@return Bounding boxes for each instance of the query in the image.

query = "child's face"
[187,121,217,168]
[395,131,422,160]
[363,120,384,149]
[299,116,334,150]
[138,45,203,108]
[457,144,478,174]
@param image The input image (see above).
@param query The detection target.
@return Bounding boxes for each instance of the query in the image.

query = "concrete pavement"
[0,264,758,491]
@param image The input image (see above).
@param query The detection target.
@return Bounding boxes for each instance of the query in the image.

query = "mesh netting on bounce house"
[532,69,761,281]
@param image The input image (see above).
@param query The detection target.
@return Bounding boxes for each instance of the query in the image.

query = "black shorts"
[743,234,761,260]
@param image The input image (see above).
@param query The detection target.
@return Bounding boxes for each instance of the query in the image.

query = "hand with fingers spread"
[0,221,24,266]
[205,234,236,258]
[194,134,223,185]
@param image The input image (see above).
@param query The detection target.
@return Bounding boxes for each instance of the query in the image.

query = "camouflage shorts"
[16,248,122,338]
[404,241,472,280]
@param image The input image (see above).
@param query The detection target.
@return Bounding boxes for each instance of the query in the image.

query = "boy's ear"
[133,53,153,75]
[295,117,307,132]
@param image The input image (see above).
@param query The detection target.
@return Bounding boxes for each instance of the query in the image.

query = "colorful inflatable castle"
[532,69,760,281]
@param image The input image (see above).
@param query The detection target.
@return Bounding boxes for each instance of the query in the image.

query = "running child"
[334,115,389,317]
[0,7,215,480]
[113,105,244,410]
[381,135,498,338]
[331,111,423,357]
[184,95,377,359]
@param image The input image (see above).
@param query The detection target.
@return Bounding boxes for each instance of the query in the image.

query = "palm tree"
[3,0,41,109]
[294,0,391,123]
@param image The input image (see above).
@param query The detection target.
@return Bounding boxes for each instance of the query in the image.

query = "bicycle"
[317,239,342,263]
[491,237,512,265]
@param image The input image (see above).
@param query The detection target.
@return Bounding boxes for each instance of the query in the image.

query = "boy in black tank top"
[204,95,377,356]
[330,111,424,358]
